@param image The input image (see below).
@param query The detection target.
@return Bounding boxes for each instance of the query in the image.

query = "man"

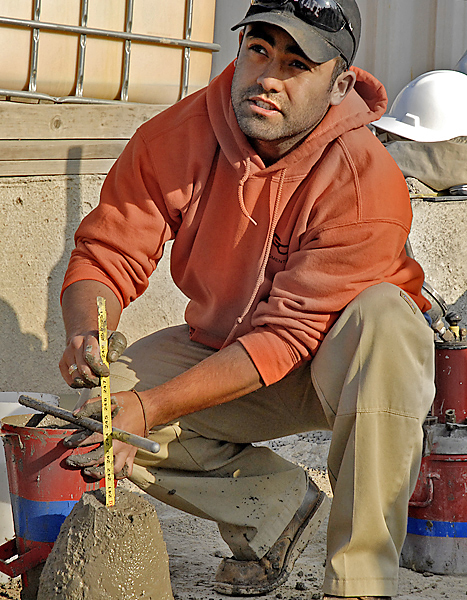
[59,1,435,598]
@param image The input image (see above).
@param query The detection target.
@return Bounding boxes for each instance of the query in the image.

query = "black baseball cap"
[232,0,361,67]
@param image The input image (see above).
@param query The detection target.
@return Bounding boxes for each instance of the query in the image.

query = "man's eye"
[249,44,267,55]
[291,60,309,70]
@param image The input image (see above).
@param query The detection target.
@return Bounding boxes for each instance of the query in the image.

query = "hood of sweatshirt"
[206,61,388,179]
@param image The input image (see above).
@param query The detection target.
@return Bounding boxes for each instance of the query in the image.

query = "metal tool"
[18,394,160,455]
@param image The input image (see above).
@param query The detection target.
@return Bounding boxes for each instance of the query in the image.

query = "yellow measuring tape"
[97,296,115,507]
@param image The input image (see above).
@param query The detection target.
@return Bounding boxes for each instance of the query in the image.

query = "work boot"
[214,479,330,596]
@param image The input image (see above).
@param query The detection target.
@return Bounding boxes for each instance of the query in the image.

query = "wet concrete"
[37,488,173,600]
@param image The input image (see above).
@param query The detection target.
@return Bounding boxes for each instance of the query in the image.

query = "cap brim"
[232,10,340,64]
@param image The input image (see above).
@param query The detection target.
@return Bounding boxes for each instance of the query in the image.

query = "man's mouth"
[248,96,281,113]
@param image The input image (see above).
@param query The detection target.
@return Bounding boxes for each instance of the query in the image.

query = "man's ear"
[330,70,357,106]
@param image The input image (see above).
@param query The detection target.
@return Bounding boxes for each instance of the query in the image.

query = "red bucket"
[0,413,105,593]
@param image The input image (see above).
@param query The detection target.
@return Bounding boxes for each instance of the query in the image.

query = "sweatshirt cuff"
[237,328,305,386]
[61,267,125,310]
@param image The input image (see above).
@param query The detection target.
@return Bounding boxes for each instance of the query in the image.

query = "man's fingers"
[83,333,109,378]
[71,371,100,388]
[80,330,127,377]
[72,397,118,421]
[83,463,130,480]
[84,346,110,378]
[115,463,130,479]
[82,331,127,374]
[63,429,93,447]
[65,445,104,467]
[71,378,92,389]
[108,331,127,363]
[64,429,103,447]
[72,398,104,420]
[60,330,127,390]
[83,464,105,479]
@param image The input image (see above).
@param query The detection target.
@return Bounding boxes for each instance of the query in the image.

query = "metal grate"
[0,0,220,104]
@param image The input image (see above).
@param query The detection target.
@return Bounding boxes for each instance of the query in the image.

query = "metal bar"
[180,0,194,99]
[28,0,41,93]
[0,16,220,52]
[0,88,169,104]
[18,394,160,455]
[0,539,52,579]
[120,0,134,102]
[75,0,89,97]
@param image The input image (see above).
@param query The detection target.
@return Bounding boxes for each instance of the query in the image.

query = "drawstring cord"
[237,158,258,226]
[222,167,287,348]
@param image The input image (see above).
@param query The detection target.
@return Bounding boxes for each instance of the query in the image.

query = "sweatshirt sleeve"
[61,130,183,308]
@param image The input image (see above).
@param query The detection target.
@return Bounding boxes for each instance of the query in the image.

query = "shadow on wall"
[0,298,51,391]
[44,147,84,387]
[0,147,85,394]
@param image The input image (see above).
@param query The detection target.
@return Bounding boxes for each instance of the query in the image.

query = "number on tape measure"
[97,296,115,507]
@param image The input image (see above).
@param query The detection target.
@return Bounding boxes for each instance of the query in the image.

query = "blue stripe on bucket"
[407,517,467,538]
[10,493,77,543]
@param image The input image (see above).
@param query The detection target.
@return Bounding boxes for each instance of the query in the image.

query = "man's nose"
[257,61,285,93]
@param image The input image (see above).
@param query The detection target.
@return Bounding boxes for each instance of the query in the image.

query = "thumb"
[108,331,127,362]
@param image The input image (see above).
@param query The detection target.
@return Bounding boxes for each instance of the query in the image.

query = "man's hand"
[64,391,145,479]
[59,330,127,389]
[60,281,124,388]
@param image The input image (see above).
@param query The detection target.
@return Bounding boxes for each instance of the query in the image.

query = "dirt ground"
[1,432,467,599]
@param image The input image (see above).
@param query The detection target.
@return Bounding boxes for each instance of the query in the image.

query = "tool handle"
[18,395,159,455]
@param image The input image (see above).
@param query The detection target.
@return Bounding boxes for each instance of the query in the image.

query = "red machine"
[401,310,467,574]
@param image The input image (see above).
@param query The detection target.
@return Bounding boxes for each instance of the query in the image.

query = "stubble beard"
[231,77,332,145]
[232,82,290,142]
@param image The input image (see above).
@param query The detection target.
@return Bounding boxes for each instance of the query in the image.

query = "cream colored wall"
[211,0,250,78]
[356,0,467,105]
[0,175,187,396]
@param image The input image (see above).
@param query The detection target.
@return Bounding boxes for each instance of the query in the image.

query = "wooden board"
[0,101,170,176]
[0,139,127,160]
[0,102,169,140]
[0,158,117,176]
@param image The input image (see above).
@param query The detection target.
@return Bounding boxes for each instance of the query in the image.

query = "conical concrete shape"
[37,488,173,600]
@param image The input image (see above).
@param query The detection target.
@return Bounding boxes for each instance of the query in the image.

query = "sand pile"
[37,488,173,600]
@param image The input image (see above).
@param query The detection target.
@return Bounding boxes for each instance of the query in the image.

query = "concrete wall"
[410,199,467,320]
[0,175,187,397]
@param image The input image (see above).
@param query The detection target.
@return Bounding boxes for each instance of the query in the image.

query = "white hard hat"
[373,70,467,142]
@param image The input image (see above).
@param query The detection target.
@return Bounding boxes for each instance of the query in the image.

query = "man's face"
[231,23,338,162]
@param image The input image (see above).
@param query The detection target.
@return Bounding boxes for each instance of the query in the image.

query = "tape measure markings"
[97,296,115,507]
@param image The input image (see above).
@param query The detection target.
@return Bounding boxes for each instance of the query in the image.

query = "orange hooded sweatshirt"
[62,62,429,386]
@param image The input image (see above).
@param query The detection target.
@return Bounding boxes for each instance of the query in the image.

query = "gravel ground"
[1,432,467,599]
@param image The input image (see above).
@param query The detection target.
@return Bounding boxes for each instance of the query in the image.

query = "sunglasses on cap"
[251,0,353,35]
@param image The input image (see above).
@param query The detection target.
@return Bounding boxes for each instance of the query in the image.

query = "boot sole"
[214,490,331,596]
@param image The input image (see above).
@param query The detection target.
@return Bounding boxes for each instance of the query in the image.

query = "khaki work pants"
[97,283,435,597]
